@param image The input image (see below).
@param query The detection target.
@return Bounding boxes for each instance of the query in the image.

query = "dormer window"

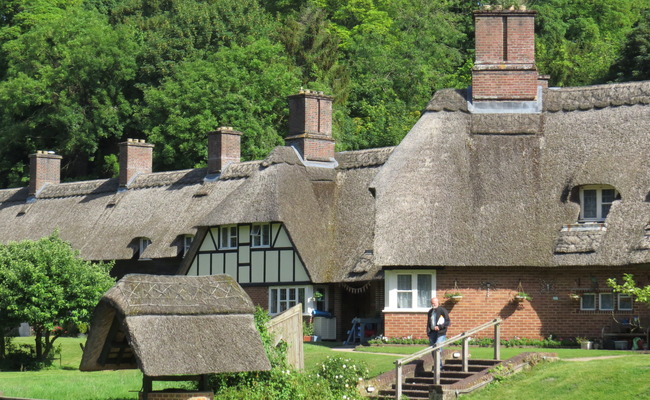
[183,234,194,256]
[139,237,151,259]
[251,223,270,248]
[219,225,237,249]
[579,185,620,223]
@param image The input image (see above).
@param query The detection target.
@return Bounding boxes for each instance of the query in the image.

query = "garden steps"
[374,359,501,400]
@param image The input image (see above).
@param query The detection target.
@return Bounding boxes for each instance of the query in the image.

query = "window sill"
[562,223,607,232]
[382,308,429,313]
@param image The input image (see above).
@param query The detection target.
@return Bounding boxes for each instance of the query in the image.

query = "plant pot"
[514,296,526,302]
[580,341,593,350]
[449,296,463,303]
[303,335,313,342]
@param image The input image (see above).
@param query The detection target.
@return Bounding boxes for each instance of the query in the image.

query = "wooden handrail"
[394,318,502,399]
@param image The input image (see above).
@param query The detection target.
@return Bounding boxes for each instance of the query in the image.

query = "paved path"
[563,355,628,362]
[331,347,402,357]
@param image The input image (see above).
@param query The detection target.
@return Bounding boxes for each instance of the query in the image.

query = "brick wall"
[243,286,269,309]
[384,265,650,340]
[29,151,62,196]
[207,127,242,173]
[472,10,538,102]
[139,391,213,400]
[119,139,154,186]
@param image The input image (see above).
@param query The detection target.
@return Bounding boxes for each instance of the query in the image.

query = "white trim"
[618,294,633,311]
[580,293,596,311]
[269,285,318,316]
[599,292,614,311]
[251,223,271,248]
[219,225,237,249]
[383,270,436,312]
[579,185,618,223]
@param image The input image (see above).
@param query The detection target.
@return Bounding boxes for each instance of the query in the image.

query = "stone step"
[377,388,430,399]
[446,358,501,366]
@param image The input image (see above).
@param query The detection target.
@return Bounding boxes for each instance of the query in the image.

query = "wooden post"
[462,336,469,373]
[395,362,402,399]
[142,375,153,400]
[434,349,441,385]
[494,321,501,360]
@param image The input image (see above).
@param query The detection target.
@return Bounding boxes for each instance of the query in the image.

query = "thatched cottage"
[1,9,649,342]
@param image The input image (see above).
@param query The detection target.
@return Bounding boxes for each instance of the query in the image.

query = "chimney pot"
[207,127,242,174]
[29,151,62,196]
[119,139,154,187]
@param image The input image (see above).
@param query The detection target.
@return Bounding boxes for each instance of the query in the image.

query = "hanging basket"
[569,293,580,301]
[514,292,532,302]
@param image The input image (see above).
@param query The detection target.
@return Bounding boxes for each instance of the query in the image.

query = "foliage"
[367,335,578,348]
[609,10,650,81]
[303,321,315,336]
[0,232,114,363]
[607,273,650,304]
[314,355,369,397]
[515,292,533,301]
[0,339,60,371]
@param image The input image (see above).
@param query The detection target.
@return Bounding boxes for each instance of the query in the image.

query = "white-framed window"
[579,185,619,222]
[618,294,633,311]
[139,237,151,259]
[580,293,596,310]
[269,286,306,314]
[251,223,271,248]
[599,292,614,311]
[219,225,237,249]
[183,234,194,256]
[384,270,435,311]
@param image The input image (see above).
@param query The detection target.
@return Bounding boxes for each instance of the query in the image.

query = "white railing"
[393,318,502,399]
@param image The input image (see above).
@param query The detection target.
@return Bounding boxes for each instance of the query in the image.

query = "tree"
[608,11,650,82]
[0,232,114,361]
[607,273,650,304]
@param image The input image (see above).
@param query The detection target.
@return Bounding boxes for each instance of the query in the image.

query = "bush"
[314,356,369,398]
[0,339,60,371]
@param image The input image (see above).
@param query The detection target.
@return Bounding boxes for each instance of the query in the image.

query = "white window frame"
[618,294,633,311]
[579,185,618,223]
[384,270,436,312]
[251,223,271,248]
[139,237,152,260]
[219,225,237,249]
[599,292,614,311]
[268,286,307,315]
[580,293,596,311]
[183,234,194,256]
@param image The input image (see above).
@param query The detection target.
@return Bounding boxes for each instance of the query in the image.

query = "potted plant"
[568,293,580,301]
[444,292,463,303]
[514,292,532,302]
[303,321,315,342]
[576,337,593,350]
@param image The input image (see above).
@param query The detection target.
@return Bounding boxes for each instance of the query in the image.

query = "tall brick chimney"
[472,8,539,102]
[29,151,62,196]
[207,127,242,174]
[285,90,334,162]
[119,139,153,187]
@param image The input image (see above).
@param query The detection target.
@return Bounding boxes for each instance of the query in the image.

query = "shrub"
[314,356,369,398]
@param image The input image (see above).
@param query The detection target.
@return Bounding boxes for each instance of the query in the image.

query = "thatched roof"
[80,274,271,376]
[372,82,650,268]
[0,144,391,282]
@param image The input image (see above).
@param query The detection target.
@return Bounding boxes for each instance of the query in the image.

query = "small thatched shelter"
[81,274,270,397]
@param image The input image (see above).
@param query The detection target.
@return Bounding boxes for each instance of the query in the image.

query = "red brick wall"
[472,10,538,101]
[243,286,269,309]
[286,90,334,161]
[384,266,650,341]
[119,139,154,186]
[29,151,62,196]
[207,127,242,173]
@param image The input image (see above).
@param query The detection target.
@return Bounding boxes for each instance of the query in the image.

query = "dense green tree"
[0,232,114,361]
[140,39,301,169]
[608,11,650,82]
[0,6,139,187]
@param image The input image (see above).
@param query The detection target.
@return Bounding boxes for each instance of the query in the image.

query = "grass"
[1,337,647,400]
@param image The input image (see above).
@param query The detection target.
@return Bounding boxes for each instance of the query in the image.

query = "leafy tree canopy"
[607,273,650,304]
[0,232,115,360]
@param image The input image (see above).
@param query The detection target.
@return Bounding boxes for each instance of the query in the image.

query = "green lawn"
[1,338,648,400]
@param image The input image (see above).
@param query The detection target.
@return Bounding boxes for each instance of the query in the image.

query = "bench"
[601,319,649,350]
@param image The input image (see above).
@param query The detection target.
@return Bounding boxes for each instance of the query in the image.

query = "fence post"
[395,362,402,400]
[434,348,441,385]
[494,321,501,360]
[462,336,469,373]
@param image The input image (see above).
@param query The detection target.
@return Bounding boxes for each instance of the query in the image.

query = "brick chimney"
[29,151,62,196]
[119,139,153,186]
[472,9,539,102]
[207,127,242,174]
[285,90,334,162]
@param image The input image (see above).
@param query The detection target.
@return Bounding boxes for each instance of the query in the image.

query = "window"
[579,185,619,222]
[580,293,596,310]
[139,237,151,259]
[269,287,306,314]
[219,225,237,249]
[385,271,435,311]
[599,293,614,311]
[251,223,270,248]
[183,235,194,256]
[618,294,633,311]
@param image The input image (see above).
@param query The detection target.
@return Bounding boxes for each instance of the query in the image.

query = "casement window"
[251,223,271,248]
[580,293,596,311]
[219,225,237,249]
[139,237,152,259]
[579,185,619,222]
[599,293,614,311]
[618,294,633,311]
[183,234,194,256]
[385,271,435,311]
[269,287,306,314]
